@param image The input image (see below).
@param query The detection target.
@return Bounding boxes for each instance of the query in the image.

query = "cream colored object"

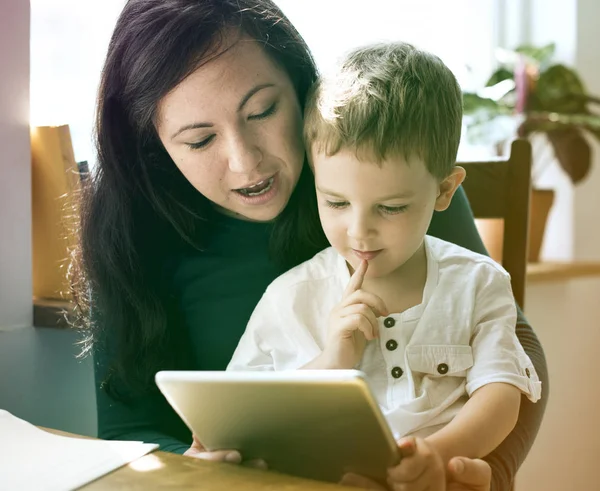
[0,410,158,491]
[155,370,398,483]
[31,125,80,300]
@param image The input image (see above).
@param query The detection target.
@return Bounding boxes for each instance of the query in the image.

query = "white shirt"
[228,235,541,438]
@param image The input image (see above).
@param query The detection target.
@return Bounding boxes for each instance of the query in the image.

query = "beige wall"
[518,279,600,491]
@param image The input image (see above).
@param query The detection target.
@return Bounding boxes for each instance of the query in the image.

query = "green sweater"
[94,187,548,490]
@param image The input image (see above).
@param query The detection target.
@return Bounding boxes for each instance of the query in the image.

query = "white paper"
[0,410,158,490]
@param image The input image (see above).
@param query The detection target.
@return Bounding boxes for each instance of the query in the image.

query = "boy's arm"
[429,186,548,491]
[424,261,541,468]
[426,383,521,463]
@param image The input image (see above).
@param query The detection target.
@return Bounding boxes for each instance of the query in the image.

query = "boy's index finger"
[344,260,368,297]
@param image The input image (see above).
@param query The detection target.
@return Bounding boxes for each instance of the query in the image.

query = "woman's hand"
[339,453,492,491]
[386,437,445,491]
[183,435,267,469]
[447,457,491,491]
[322,260,388,369]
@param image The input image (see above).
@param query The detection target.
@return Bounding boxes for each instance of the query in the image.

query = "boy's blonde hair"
[304,42,463,180]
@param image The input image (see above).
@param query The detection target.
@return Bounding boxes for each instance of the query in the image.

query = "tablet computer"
[155,370,399,483]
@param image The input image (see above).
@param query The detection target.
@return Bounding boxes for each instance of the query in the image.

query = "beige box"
[31,125,80,300]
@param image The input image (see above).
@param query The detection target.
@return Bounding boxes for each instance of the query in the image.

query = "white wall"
[573,0,600,261]
[0,0,31,330]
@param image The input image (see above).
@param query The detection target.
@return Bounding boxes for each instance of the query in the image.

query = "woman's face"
[156,35,305,222]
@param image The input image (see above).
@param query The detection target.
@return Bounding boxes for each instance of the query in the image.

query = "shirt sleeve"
[429,186,549,491]
[466,267,542,402]
[227,282,323,371]
[227,291,278,371]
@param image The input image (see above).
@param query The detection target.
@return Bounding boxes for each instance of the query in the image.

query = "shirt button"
[383,317,395,328]
[386,339,398,351]
[437,363,449,375]
[525,368,531,378]
[391,366,403,379]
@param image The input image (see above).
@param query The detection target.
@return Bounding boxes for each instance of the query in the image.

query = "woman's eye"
[380,205,408,215]
[249,102,278,120]
[186,135,215,150]
[325,200,349,209]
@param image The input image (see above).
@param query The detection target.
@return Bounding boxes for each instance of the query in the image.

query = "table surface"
[42,428,359,490]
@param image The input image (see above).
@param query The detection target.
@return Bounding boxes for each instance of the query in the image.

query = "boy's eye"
[325,200,349,209]
[380,205,408,215]
[186,134,215,150]
[249,102,278,120]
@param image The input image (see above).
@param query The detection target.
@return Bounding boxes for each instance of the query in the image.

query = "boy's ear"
[434,166,466,212]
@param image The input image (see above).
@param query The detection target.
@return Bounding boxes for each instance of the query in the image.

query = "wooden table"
[42,428,358,490]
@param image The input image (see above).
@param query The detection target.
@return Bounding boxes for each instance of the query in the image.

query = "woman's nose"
[226,130,262,173]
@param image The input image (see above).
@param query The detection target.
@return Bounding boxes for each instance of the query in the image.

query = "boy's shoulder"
[426,235,509,279]
[265,247,343,293]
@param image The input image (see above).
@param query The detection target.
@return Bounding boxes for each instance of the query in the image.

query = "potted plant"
[463,43,600,261]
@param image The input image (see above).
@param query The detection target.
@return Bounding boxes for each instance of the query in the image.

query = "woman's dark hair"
[71,0,327,398]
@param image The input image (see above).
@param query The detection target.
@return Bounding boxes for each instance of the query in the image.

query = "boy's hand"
[322,260,388,369]
[184,434,267,469]
[386,437,445,491]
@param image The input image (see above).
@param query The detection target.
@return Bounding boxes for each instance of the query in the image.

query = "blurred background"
[1,1,599,489]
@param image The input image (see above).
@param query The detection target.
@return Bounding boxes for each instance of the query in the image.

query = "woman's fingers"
[184,447,243,463]
[243,459,269,470]
[339,472,388,490]
[447,457,491,490]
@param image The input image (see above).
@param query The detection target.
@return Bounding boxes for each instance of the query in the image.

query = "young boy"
[228,42,541,489]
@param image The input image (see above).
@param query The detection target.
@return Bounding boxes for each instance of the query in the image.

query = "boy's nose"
[347,214,373,241]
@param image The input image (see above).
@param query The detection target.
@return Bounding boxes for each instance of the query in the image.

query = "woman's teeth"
[236,177,274,197]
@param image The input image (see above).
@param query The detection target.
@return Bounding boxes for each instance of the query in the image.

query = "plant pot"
[474,188,555,264]
[528,188,555,263]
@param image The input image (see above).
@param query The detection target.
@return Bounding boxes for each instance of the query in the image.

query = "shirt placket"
[379,314,417,408]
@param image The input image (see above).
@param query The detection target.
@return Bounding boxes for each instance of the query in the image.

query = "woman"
[73,1,547,489]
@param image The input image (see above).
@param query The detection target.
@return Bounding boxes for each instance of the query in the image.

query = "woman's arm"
[428,186,549,491]
[94,341,190,454]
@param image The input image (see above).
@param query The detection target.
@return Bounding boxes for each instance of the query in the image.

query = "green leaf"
[547,128,591,183]
[485,68,514,87]
[536,65,588,113]
[515,43,556,65]
[463,93,505,114]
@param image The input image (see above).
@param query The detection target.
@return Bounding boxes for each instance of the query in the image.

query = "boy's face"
[312,147,464,278]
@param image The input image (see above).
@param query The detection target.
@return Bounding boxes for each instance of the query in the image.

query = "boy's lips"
[352,249,383,261]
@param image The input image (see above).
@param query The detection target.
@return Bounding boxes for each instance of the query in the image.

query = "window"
[275,0,500,160]
[30,0,126,165]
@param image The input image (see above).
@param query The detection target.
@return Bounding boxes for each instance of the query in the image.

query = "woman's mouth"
[235,176,274,197]
[233,173,279,205]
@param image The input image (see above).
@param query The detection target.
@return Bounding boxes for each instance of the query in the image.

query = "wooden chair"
[458,139,532,310]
